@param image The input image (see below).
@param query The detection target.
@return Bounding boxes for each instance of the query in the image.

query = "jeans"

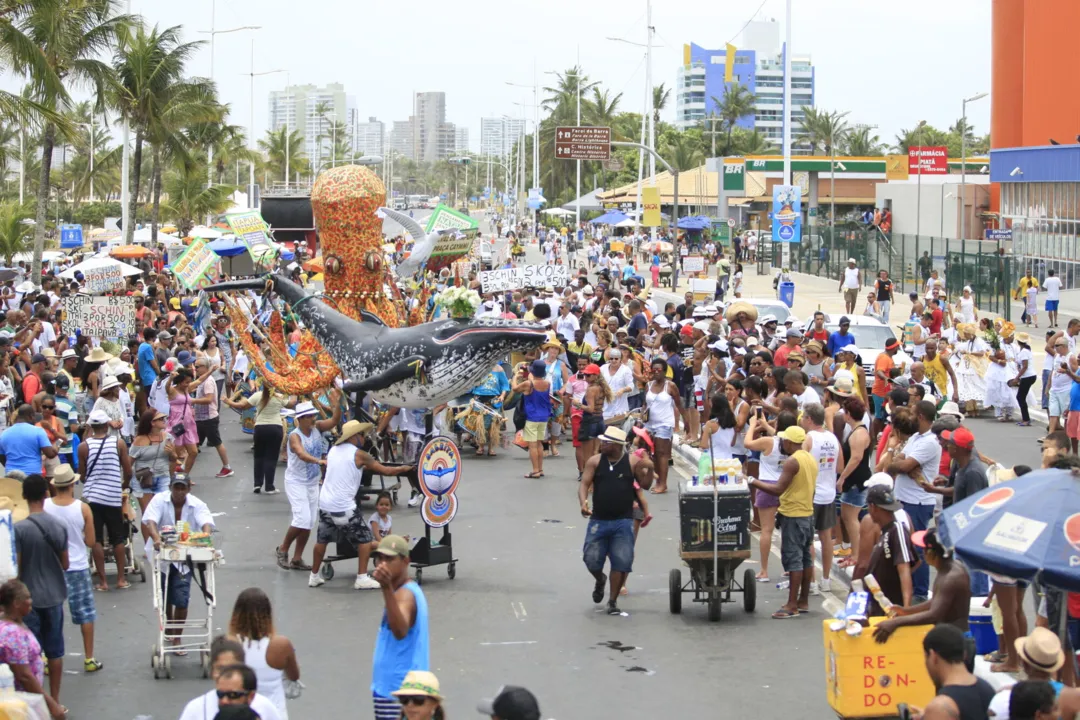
[879,300,891,324]
[1041,368,1052,410]
[253,423,284,491]
[583,518,635,573]
[901,501,935,599]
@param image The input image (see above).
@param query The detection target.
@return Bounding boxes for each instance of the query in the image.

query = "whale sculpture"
[377,206,447,278]
[207,274,547,408]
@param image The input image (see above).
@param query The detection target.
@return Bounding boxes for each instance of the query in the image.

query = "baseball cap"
[692,306,709,318]
[30,353,46,364]
[761,314,777,325]
[839,316,851,325]
[157,331,172,341]
[692,320,711,334]
[911,527,949,557]
[864,472,894,489]
[866,485,901,512]
[582,364,601,375]
[88,409,111,425]
[372,534,410,559]
[785,328,802,338]
[777,426,806,444]
[54,374,70,390]
[680,324,694,337]
[653,315,670,329]
[477,686,541,720]
[170,475,190,487]
[942,426,975,450]
[847,257,857,264]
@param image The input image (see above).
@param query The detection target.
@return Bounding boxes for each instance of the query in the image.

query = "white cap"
[653,315,671,329]
[865,472,894,489]
[583,284,594,295]
[785,315,799,324]
[847,257,857,264]
[692,320,712,333]
[703,305,718,315]
[88,409,111,424]
[761,314,778,324]
[709,339,729,352]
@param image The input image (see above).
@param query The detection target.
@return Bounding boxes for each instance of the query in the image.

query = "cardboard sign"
[683,255,705,273]
[171,237,219,290]
[82,264,126,294]
[61,295,136,339]
[226,211,278,262]
[480,264,570,293]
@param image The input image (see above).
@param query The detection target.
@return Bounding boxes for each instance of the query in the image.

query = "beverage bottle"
[697,453,712,485]
[776,579,790,590]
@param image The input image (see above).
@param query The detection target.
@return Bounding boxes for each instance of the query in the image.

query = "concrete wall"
[875,179,990,239]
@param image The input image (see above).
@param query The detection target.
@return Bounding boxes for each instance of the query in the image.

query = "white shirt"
[807,429,841,505]
[318,443,362,514]
[1017,347,1037,379]
[178,689,282,720]
[142,491,215,572]
[555,313,579,342]
[795,386,819,408]
[600,363,634,419]
[893,429,941,506]
[843,267,861,289]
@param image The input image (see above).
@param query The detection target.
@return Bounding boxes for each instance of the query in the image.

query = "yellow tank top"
[842,360,868,405]
[922,354,949,395]
[779,450,817,517]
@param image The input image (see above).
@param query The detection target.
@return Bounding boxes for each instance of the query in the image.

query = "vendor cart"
[150,543,221,679]
[669,478,756,621]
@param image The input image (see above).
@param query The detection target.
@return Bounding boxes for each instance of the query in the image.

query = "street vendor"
[141,476,216,653]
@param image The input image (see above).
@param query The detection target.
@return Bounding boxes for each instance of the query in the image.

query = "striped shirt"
[81,436,124,507]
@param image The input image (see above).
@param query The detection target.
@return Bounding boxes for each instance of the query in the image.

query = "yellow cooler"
[823,618,936,718]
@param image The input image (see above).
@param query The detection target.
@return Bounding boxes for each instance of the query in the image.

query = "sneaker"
[265,489,281,495]
[408,492,422,508]
[809,581,821,596]
[592,572,607,604]
[215,467,234,478]
[84,657,103,673]
[354,574,381,590]
[606,602,622,616]
[819,577,831,593]
[308,572,325,588]
[253,487,261,494]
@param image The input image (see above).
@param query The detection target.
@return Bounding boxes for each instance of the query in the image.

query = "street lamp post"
[960,92,988,241]
[246,38,285,208]
[828,111,851,238]
[915,119,927,241]
[612,140,680,286]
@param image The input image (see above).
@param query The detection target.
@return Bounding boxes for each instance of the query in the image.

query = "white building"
[268,82,348,167]
[355,117,384,158]
[480,117,525,158]
[455,126,470,154]
[390,119,414,161]
[414,91,446,163]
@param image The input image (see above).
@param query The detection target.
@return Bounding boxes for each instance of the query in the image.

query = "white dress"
[984,353,1018,412]
[952,337,990,406]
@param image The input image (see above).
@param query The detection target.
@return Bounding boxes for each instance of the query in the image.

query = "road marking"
[511,601,527,620]
[479,641,537,646]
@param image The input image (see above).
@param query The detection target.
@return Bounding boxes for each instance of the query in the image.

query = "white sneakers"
[819,577,831,593]
[809,581,821,596]
[407,493,422,508]
[308,572,325,588]
[353,574,380,590]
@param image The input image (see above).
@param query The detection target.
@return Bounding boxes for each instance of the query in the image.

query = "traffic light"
[449,157,471,166]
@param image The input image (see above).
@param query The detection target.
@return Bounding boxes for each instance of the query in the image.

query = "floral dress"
[0,619,44,690]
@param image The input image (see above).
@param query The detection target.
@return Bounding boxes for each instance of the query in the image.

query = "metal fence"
[762,224,1014,320]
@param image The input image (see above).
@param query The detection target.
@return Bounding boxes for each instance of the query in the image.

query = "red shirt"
[1069,592,1080,619]
[773,343,797,367]
[930,308,943,335]
[21,372,41,403]
[806,328,829,343]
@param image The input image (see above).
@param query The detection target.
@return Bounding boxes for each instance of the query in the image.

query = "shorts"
[648,425,674,440]
[1065,411,1080,439]
[24,604,64,660]
[403,434,423,464]
[579,414,604,442]
[160,565,192,610]
[813,502,838,532]
[64,568,96,625]
[571,414,582,447]
[316,507,373,547]
[1050,389,1071,417]
[196,417,222,448]
[988,573,1030,589]
[779,514,814,573]
[682,384,695,408]
[89,502,127,545]
[840,486,867,508]
[754,480,781,509]
[582,518,635,574]
[285,480,320,530]
[522,420,547,443]
[844,288,859,305]
[129,474,170,499]
[1046,300,1060,312]
[872,395,888,421]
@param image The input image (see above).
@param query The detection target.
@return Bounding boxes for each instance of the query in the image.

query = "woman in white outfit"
[954,285,978,324]
[229,587,300,720]
[644,358,681,494]
[276,395,341,571]
[743,410,798,581]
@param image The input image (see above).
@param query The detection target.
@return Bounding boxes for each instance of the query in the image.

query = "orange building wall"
[990,0,1080,210]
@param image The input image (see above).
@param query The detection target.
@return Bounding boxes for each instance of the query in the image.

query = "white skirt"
[985,379,1019,410]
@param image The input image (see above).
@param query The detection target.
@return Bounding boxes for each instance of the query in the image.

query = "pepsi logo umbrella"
[937,469,1080,592]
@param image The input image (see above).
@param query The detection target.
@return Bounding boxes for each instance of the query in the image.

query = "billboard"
[908,146,949,175]
[771,185,802,244]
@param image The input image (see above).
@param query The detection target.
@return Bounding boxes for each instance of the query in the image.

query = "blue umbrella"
[590,210,628,226]
[676,215,711,230]
[207,238,247,257]
[937,469,1080,592]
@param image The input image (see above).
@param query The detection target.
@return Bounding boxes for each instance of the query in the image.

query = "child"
[1025,282,1039,328]
[369,491,397,542]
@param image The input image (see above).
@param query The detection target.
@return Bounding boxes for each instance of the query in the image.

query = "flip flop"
[983,650,1008,664]
[649,486,668,494]
[116,581,132,590]
[524,472,544,478]
[772,609,800,619]
[94,584,109,592]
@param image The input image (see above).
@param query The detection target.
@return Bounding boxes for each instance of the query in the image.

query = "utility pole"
[960,92,988,241]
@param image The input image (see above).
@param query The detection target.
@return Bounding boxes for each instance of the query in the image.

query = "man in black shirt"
[915,624,995,720]
[578,426,654,615]
[856,485,917,617]
[675,291,696,322]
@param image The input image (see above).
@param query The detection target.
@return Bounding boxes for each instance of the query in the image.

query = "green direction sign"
[722,161,745,192]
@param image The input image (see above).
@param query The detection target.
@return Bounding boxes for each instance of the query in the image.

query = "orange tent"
[109,245,152,258]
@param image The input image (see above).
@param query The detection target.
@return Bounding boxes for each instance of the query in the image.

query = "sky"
[63,0,993,155]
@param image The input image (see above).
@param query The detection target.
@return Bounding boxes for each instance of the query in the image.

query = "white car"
[824,317,907,388]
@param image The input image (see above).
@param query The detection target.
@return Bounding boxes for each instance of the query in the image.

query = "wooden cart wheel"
[415,568,423,585]
[743,569,757,613]
[447,562,456,580]
[707,592,722,622]
[668,569,682,614]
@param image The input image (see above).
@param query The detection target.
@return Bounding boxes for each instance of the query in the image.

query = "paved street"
[58,223,1049,720]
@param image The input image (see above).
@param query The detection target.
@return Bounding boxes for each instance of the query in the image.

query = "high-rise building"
[437,122,457,160]
[390,119,414,161]
[413,91,447,163]
[480,117,525,159]
[675,20,815,153]
[268,82,349,167]
[454,126,469,154]
[355,117,385,158]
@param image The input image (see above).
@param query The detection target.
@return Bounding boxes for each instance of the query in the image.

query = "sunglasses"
[397,696,430,706]
[42,404,55,410]
[216,690,249,700]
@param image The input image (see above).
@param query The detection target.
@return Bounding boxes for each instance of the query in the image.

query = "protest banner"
[682,255,705,274]
[61,295,136,339]
[82,263,126,294]
[171,237,220,290]
[226,211,279,263]
[480,264,570,293]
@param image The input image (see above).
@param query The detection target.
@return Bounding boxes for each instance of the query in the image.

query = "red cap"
[942,426,975,450]
[631,425,654,453]
[911,530,928,548]
[680,324,694,337]
[583,364,602,375]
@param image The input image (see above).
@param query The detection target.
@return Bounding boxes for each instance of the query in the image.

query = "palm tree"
[257,127,308,184]
[844,126,884,156]
[0,203,33,266]
[160,161,235,237]
[893,124,949,153]
[16,0,130,281]
[712,85,756,156]
[662,131,704,171]
[542,66,597,115]
[652,83,671,128]
[312,101,334,173]
[113,22,204,244]
[797,108,849,155]
[731,128,776,155]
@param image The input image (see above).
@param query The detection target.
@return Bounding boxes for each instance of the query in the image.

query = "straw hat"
[100,375,121,392]
[829,376,856,398]
[1014,627,1065,673]
[598,426,628,445]
[391,670,443,700]
[999,321,1016,338]
[725,301,758,324]
[1015,332,1031,345]
[50,464,79,487]
[85,347,112,363]
[335,419,373,446]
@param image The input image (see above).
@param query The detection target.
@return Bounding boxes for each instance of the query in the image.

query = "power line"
[727,0,769,45]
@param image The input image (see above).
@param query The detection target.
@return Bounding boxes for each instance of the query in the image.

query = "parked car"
[824,316,907,388]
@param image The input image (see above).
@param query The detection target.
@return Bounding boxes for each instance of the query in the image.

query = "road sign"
[726,218,735,228]
[985,228,1012,241]
[555,126,611,161]
[722,160,745,192]
[603,158,624,172]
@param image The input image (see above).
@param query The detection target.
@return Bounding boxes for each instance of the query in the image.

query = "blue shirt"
[471,368,510,398]
[622,265,636,280]
[1069,378,1080,412]
[137,342,157,387]
[371,581,429,697]
[827,330,856,357]
[0,422,51,475]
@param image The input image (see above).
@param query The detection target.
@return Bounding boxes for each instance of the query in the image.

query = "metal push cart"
[150,544,219,679]
[669,478,757,622]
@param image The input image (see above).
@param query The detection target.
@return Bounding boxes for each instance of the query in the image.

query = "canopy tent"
[540,208,574,217]
[207,238,247,257]
[59,257,142,280]
[131,226,179,243]
[562,187,606,213]
[109,245,152,259]
[613,218,637,228]
[676,215,713,230]
[589,210,629,226]
[188,226,224,240]
[11,251,65,265]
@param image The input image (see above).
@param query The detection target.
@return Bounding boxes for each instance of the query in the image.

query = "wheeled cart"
[668,479,756,622]
[149,545,219,679]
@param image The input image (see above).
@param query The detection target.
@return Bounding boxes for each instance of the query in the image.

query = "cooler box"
[969,598,998,655]
[823,618,935,718]
[678,484,751,554]
[778,281,795,308]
